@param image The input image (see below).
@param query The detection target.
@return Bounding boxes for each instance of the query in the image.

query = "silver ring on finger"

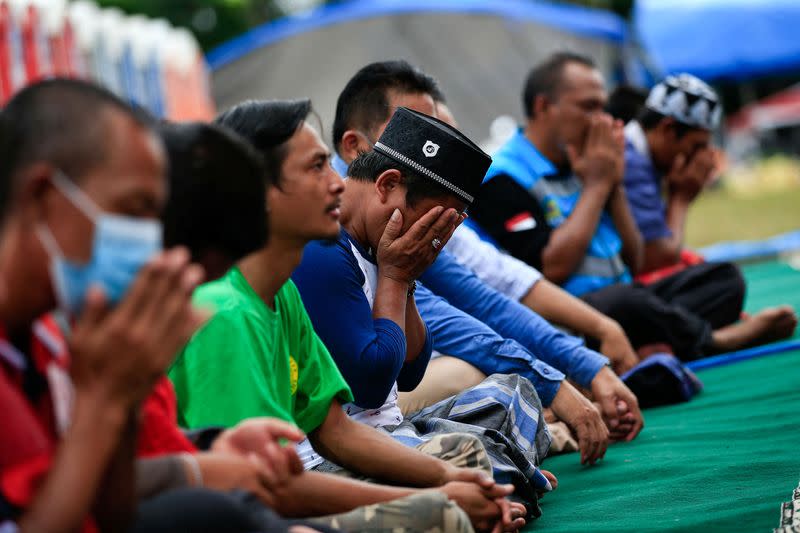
[431,237,442,251]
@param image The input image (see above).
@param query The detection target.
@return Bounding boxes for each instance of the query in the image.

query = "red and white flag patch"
[505,212,537,232]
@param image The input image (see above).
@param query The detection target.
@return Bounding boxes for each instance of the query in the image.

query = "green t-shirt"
[168,267,353,432]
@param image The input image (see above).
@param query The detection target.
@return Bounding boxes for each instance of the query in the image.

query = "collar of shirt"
[0,317,68,373]
[0,316,72,437]
[624,120,653,162]
[331,153,349,178]
[341,228,377,265]
[509,128,558,176]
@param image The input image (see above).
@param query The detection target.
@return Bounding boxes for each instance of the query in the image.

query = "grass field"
[686,186,800,248]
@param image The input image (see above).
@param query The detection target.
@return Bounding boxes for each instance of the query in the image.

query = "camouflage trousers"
[309,432,491,532]
[313,431,492,477]
[314,491,473,533]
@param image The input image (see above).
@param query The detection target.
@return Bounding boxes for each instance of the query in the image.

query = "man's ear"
[374,169,403,204]
[533,94,551,117]
[658,117,678,140]
[14,163,56,225]
[340,130,369,164]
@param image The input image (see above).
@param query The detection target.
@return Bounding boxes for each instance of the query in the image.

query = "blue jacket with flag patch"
[472,130,631,296]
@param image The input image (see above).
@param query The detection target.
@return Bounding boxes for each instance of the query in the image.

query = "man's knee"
[715,261,746,307]
[398,357,486,415]
[581,284,652,321]
[416,433,491,474]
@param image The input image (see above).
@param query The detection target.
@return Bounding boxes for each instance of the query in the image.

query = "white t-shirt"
[444,224,541,301]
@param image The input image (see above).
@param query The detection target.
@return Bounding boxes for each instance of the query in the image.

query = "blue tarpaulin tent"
[635,0,800,82]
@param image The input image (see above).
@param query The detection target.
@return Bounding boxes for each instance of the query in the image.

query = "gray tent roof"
[208,0,628,147]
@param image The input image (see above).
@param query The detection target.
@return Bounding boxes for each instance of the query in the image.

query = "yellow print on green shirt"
[289,356,299,395]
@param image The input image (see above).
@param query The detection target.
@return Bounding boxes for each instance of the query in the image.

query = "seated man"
[0,80,294,533]
[434,94,638,375]
[623,74,721,277]
[328,60,640,456]
[470,52,797,360]
[170,99,523,533]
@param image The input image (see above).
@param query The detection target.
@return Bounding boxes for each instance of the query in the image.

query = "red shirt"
[0,315,197,529]
[138,377,197,456]
[0,315,94,530]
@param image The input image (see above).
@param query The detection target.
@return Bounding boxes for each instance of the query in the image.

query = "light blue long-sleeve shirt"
[419,251,609,388]
[414,283,565,404]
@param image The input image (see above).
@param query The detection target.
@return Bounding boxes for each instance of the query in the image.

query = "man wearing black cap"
[293,107,559,519]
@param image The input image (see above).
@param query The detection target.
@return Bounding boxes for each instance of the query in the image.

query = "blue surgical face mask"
[37,171,163,316]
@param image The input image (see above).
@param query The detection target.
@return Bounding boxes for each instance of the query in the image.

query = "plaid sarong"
[313,373,551,519]
[400,373,552,518]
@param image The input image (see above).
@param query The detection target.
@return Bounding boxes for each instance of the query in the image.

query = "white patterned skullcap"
[645,74,722,130]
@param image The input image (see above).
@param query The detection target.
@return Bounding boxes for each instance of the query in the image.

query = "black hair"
[215,99,312,187]
[161,122,268,264]
[637,108,696,139]
[430,84,447,105]
[332,60,440,151]
[606,84,647,124]
[348,150,453,206]
[522,52,597,118]
[0,78,153,218]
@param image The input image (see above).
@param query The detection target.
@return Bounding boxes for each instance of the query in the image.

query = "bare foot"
[712,305,797,352]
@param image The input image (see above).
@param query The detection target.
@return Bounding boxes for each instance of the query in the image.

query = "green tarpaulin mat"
[530,259,800,532]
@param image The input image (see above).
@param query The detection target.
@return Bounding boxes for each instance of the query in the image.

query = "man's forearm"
[542,184,611,283]
[373,274,409,331]
[135,456,192,499]
[92,411,139,532]
[404,296,427,361]
[642,196,689,271]
[270,470,417,517]
[312,405,449,488]
[522,278,612,340]
[608,185,643,274]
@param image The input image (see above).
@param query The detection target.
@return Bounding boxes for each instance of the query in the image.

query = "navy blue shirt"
[623,121,672,242]
[292,230,432,409]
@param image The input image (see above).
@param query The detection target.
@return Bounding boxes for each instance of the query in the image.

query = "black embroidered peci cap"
[373,107,491,205]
